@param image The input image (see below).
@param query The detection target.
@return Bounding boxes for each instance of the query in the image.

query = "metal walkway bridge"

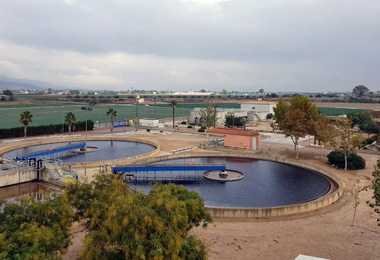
[16,142,86,160]
[112,164,226,174]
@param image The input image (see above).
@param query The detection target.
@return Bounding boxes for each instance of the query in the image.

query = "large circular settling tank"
[4,141,155,163]
[127,157,331,208]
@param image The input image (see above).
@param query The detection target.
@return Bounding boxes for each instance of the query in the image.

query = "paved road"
[260,133,310,147]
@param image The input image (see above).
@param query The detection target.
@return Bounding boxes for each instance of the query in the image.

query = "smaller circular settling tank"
[204,169,244,182]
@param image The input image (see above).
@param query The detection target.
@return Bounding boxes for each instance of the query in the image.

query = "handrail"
[45,161,62,180]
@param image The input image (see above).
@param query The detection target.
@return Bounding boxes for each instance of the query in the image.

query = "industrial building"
[206,128,260,150]
[189,101,276,126]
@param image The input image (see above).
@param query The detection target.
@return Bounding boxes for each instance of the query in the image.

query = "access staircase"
[45,160,63,180]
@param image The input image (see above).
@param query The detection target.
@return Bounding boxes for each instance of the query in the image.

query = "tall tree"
[271,98,288,132]
[353,85,369,97]
[331,118,364,171]
[64,112,76,134]
[314,115,336,155]
[282,109,309,158]
[272,96,319,158]
[199,102,218,129]
[106,108,117,132]
[169,100,178,129]
[0,194,73,259]
[66,174,211,260]
[369,158,380,225]
[19,111,33,138]
[222,89,227,95]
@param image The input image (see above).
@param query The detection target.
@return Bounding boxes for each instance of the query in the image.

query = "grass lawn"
[0,102,367,129]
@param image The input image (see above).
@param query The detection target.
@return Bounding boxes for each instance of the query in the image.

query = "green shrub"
[328,151,345,168]
[0,120,94,139]
[327,151,366,170]
[348,153,366,169]
[187,125,193,129]
[198,128,205,132]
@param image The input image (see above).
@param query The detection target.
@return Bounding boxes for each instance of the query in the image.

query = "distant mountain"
[0,75,61,91]
[0,80,44,90]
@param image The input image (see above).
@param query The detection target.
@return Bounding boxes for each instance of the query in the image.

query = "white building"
[173,91,214,96]
[241,101,276,121]
[189,101,276,125]
[139,118,159,127]
[189,108,247,126]
[240,101,275,114]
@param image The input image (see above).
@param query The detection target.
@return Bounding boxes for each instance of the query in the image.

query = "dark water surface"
[0,182,59,202]
[4,141,155,163]
[0,156,331,208]
[130,157,331,208]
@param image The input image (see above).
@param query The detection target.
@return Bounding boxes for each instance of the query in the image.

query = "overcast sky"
[0,0,379,92]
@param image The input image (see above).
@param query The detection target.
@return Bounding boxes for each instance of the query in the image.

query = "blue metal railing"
[16,143,86,160]
[112,164,226,174]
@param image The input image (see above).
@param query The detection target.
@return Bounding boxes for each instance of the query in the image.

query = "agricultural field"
[317,107,367,116]
[0,102,240,129]
[0,100,372,129]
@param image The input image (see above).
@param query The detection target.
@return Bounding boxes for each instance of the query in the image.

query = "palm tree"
[64,112,76,134]
[20,111,33,138]
[169,100,178,129]
[106,108,117,132]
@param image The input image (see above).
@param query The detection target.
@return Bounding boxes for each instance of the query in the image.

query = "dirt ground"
[58,128,380,260]
[190,148,380,260]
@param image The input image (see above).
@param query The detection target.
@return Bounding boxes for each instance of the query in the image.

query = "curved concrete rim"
[132,152,343,218]
[0,136,160,168]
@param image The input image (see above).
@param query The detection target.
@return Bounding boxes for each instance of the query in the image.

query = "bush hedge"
[0,120,94,139]
[327,151,366,170]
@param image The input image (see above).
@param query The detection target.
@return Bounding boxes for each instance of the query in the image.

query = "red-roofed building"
[206,128,259,150]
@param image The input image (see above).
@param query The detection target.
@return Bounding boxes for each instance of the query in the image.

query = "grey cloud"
[0,0,379,92]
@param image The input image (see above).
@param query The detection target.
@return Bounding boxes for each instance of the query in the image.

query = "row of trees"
[272,96,366,169]
[19,108,118,138]
[0,175,212,259]
[347,111,380,134]
[0,120,94,139]
[19,111,79,138]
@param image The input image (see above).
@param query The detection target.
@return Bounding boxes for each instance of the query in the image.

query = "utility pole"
[135,94,139,128]
[81,107,92,176]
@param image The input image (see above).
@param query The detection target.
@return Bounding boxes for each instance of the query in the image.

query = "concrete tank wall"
[0,167,37,187]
